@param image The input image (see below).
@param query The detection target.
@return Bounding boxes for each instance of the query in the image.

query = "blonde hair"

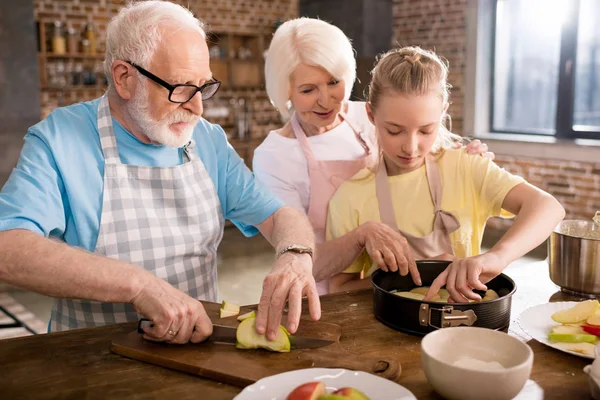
[265,18,356,119]
[104,1,206,92]
[366,46,463,152]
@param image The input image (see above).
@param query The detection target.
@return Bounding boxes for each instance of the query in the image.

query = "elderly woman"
[253,18,492,294]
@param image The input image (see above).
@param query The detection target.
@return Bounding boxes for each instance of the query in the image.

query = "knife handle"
[137,318,153,334]
[301,352,402,381]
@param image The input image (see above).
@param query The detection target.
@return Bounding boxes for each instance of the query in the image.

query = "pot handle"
[419,304,478,329]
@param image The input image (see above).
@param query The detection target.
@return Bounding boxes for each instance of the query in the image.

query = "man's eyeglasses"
[127,62,221,103]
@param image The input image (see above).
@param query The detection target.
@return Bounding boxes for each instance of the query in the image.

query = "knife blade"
[137,319,334,349]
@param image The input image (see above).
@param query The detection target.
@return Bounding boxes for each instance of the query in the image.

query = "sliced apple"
[317,396,348,400]
[588,314,600,326]
[582,325,600,337]
[410,287,429,296]
[553,341,596,357]
[237,310,256,321]
[221,300,240,313]
[219,309,239,318]
[482,289,499,301]
[551,300,600,324]
[333,387,371,400]
[394,291,425,301]
[236,317,290,352]
[438,289,450,300]
[547,332,599,344]
[551,325,586,335]
[286,381,326,400]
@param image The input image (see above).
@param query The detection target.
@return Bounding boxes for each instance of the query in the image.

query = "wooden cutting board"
[111,302,401,387]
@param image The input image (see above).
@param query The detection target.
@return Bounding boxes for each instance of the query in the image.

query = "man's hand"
[132,276,213,344]
[423,252,507,303]
[359,221,420,285]
[255,252,320,341]
[457,139,495,160]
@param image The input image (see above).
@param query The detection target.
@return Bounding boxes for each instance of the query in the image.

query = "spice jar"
[83,22,97,55]
[51,21,66,55]
[67,26,78,54]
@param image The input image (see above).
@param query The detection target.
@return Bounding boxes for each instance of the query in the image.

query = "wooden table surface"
[0,260,594,399]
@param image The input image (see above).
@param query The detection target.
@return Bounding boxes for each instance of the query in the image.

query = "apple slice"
[237,311,256,321]
[394,291,425,300]
[588,314,600,326]
[219,309,239,318]
[482,289,499,301]
[286,382,326,400]
[582,325,600,337]
[410,287,429,296]
[547,332,599,344]
[551,325,586,335]
[333,387,371,400]
[553,342,596,357]
[551,300,600,324]
[236,317,290,352]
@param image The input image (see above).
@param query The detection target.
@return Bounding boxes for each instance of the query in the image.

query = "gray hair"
[265,18,356,119]
[104,0,206,91]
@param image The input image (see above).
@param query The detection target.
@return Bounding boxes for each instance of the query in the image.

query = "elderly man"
[0,1,319,344]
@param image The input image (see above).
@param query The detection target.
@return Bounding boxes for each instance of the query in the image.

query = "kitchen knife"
[137,319,335,350]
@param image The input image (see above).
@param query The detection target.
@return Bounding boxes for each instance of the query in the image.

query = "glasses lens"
[171,85,197,103]
[201,81,220,100]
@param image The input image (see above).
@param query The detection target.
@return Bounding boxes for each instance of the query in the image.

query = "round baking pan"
[371,260,516,336]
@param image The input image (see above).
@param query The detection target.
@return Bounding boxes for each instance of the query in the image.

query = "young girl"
[326,46,565,302]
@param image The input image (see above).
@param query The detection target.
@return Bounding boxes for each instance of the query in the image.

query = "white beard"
[127,80,199,148]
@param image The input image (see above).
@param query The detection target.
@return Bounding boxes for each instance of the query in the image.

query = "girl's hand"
[423,252,508,303]
[457,139,495,160]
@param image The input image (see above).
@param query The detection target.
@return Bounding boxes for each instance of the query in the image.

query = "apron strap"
[97,95,122,165]
[338,110,371,155]
[291,113,317,164]
[375,160,399,231]
[425,155,461,233]
[375,154,460,233]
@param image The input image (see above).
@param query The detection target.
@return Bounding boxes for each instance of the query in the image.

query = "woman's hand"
[423,252,508,302]
[457,139,495,160]
[358,221,421,285]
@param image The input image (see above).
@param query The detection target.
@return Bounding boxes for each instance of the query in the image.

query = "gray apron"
[51,95,224,331]
[375,154,460,259]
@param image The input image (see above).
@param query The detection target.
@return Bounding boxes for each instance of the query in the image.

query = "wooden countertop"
[0,260,593,399]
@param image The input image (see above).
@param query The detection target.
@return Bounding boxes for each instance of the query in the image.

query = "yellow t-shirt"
[325,148,525,274]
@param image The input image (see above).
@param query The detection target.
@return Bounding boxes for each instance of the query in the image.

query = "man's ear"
[112,60,135,100]
[366,102,375,125]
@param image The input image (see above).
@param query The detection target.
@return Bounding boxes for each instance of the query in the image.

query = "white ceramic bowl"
[421,327,533,400]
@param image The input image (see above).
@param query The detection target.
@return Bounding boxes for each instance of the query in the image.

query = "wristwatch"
[277,244,314,259]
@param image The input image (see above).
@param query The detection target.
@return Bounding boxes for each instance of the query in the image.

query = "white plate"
[233,368,417,400]
[517,301,595,359]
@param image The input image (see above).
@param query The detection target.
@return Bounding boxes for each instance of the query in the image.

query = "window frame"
[489,0,600,140]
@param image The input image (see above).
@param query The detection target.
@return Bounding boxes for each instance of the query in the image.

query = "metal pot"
[371,260,516,336]
[549,212,600,295]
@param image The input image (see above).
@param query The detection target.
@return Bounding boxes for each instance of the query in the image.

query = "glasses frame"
[127,61,221,103]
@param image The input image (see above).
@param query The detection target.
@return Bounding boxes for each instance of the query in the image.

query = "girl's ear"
[366,102,376,125]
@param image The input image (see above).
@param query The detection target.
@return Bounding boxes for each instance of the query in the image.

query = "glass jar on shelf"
[51,21,66,55]
[67,26,78,54]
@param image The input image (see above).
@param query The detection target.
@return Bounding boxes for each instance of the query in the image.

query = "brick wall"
[34,0,298,139]
[392,0,600,229]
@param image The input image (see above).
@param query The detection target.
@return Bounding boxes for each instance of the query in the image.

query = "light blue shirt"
[0,98,283,251]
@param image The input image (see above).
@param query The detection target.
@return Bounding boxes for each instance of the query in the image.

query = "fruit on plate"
[333,387,370,400]
[236,316,290,352]
[551,325,587,335]
[588,314,600,326]
[551,299,600,324]
[237,310,256,321]
[286,381,326,400]
[582,325,600,337]
[547,332,599,344]
[219,300,240,318]
[553,342,596,357]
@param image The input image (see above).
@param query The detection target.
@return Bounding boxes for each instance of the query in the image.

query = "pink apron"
[375,154,460,259]
[292,110,373,295]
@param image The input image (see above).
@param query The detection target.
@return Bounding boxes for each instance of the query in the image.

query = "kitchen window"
[491,0,600,140]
